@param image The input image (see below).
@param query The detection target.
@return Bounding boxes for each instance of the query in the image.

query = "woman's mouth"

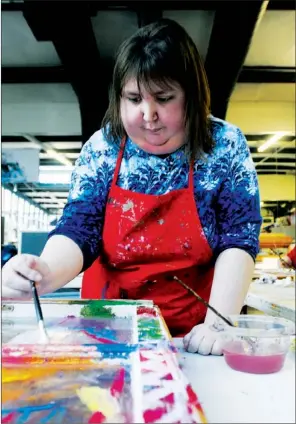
[144,127,163,134]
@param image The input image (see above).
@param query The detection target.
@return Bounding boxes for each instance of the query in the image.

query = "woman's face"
[120,78,186,155]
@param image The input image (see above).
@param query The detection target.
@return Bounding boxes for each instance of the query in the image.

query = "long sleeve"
[48,131,113,271]
[216,127,262,260]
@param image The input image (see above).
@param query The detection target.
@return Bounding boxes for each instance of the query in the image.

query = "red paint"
[187,405,193,414]
[186,385,198,404]
[88,411,106,423]
[2,412,17,423]
[140,353,149,362]
[82,136,214,337]
[162,373,173,380]
[81,331,119,344]
[110,368,125,396]
[144,407,167,422]
[137,306,157,316]
[223,342,286,374]
[160,392,175,404]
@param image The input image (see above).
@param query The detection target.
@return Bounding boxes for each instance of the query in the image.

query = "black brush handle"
[30,280,44,322]
[173,276,234,327]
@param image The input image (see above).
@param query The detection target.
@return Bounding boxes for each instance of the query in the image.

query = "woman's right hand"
[279,255,293,269]
[2,254,53,299]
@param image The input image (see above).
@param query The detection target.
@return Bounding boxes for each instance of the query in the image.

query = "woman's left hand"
[183,323,223,355]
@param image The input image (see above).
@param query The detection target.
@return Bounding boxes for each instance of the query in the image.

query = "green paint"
[80,303,115,318]
[77,300,153,318]
[138,318,163,341]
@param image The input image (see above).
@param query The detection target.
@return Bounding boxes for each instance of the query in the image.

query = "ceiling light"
[46,149,73,166]
[22,134,73,167]
[258,132,287,153]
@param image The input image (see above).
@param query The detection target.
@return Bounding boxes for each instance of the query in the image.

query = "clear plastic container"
[214,315,295,374]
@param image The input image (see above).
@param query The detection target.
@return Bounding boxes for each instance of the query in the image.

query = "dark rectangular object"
[19,231,49,256]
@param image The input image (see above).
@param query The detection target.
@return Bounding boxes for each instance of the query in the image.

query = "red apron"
[82,137,214,336]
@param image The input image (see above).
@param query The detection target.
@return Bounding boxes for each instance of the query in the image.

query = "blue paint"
[3,403,56,414]
[40,405,66,424]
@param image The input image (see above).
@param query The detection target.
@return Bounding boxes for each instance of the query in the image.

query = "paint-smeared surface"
[2,300,207,423]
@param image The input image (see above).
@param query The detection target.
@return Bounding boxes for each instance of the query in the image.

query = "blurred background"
[1,0,295,264]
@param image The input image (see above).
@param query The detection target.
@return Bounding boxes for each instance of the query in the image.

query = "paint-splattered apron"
[82,137,214,336]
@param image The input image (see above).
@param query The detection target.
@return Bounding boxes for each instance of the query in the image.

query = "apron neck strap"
[112,136,126,188]
[188,160,194,190]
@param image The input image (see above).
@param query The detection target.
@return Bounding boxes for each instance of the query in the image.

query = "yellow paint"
[290,337,295,352]
[194,405,208,424]
[2,367,59,383]
[76,386,119,416]
[156,306,172,340]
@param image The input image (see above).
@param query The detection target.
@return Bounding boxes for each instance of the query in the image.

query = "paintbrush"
[172,276,234,327]
[172,276,259,353]
[270,247,295,269]
[29,280,49,343]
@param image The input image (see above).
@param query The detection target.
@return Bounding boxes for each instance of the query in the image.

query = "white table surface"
[245,283,295,322]
[173,338,295,424]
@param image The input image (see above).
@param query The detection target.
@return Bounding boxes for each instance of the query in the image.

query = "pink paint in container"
[214,315,295,374]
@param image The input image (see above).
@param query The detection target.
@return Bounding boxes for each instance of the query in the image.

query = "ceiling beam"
[238,67,296,83]
[1,1,224,12]
[267,1,296,10]
[204,1,268,119]
[1,66,68,84]
[136,8,163,27]
[23,1,109,144]
[3,0,295,13]
[4,65,294,84]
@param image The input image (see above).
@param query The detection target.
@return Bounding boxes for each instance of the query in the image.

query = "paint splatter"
[122,200,134,212]
[143,406,167,422]
[110,368,125,397]
[137,307,157,317]
[88,411,106,423]
[2,412,16,423]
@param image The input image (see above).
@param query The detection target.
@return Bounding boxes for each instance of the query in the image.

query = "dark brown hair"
[101,18,214,159]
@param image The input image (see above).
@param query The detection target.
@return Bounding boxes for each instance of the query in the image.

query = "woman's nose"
[142,102,157,122]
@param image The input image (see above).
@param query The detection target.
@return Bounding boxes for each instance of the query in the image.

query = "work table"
[245,282,295,322]
[173,338,295,424]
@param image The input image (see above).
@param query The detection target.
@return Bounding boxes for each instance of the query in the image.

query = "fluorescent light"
[22,134,73,167]
[46,149,73,166]
[258,132,287,153]
[39,166,74,171]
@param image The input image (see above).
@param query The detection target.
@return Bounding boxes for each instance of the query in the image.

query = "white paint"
[173,337,296,424]
[7,328,70,344]
[130,351,145,423]
[140,347,201,423]
[108,305,137,319]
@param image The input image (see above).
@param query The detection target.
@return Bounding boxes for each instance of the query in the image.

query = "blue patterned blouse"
[49,116,262,270]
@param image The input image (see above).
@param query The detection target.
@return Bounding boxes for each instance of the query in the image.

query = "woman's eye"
[157,96,174,103]
[128,97,141,104]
